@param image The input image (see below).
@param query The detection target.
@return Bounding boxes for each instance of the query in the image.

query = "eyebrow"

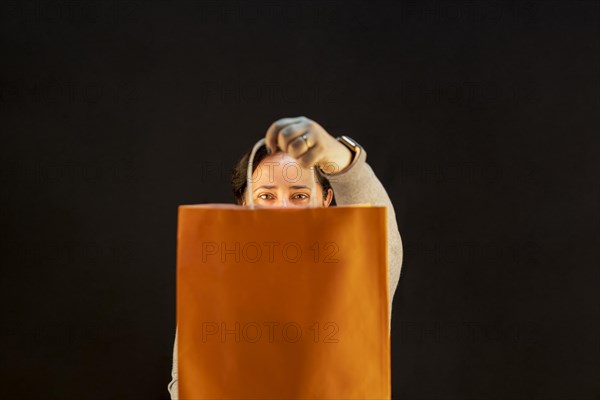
[253,185,311,192]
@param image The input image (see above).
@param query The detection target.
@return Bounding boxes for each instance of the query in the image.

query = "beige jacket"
[168,146,403,398]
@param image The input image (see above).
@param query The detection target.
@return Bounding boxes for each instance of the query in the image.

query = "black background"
[1,1,599,399]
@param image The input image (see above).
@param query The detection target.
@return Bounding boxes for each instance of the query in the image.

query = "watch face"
[338,136,360,153]
[340,135,358,148]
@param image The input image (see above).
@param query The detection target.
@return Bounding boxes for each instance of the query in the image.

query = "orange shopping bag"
[176,139,391,399]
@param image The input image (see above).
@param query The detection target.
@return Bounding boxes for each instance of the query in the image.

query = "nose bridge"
[278,195,289,207]
[271,189,289,207]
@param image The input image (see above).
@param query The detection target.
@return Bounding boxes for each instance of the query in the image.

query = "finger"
[286,128,313,159]
[295,142,323,169]
[278,121,312,155]
[265,116,305,153]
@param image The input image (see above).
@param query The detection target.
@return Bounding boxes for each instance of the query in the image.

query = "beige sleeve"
[167,328,178,399]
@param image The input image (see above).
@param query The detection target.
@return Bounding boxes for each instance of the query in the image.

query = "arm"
[322,144,404,331]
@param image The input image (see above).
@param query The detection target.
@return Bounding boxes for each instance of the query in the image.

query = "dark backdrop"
[1,1,599,399]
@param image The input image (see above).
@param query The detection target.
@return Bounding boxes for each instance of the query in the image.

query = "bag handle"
[246,138,318,209]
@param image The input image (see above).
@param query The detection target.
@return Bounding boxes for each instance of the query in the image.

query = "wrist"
[318,136,362,176]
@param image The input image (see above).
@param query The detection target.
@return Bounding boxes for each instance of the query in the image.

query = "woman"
[168,116,403,399]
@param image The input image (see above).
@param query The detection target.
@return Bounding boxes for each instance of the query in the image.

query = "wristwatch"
[320,135,363,175]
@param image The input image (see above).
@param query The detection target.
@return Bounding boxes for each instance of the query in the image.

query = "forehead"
[253,153,314,184]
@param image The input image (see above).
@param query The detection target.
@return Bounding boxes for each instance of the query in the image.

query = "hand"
[264,116,353,173]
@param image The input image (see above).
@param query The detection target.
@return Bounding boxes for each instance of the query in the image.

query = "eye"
[258,193,275,200]
[292,193,309,200]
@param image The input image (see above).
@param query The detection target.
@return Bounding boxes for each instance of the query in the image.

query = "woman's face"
[244,152,334,208]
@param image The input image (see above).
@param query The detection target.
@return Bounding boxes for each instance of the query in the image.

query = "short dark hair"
[231,144,336,206]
